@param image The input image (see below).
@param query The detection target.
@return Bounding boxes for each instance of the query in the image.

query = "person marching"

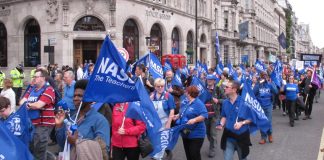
[281,75,299,127]
[253,72,278,144]
[205,74,226,158]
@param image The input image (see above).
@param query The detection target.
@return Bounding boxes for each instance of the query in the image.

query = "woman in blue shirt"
[281,75,299,127]
[173,86,208,160]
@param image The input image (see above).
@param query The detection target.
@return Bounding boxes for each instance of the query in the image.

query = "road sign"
[118,48,129,62]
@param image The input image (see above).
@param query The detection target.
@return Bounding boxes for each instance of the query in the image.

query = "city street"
[170,92,324,160]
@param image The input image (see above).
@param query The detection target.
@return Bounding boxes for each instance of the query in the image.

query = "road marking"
[318,128,324,160]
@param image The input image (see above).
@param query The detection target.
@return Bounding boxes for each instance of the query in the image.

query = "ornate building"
[0,0,213,75]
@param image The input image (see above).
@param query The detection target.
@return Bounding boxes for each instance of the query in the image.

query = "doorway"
[73,40,103,67]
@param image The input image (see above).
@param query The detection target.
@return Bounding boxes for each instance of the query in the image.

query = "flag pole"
[304,67,315,107]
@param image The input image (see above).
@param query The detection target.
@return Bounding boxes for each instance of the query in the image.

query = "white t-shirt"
[0,88,16,112]
[77,67,84,80]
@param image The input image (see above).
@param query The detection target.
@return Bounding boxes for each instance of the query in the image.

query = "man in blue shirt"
[63,70,76,114]
[253,72,278,144]
[217,80,252,160]
[55,79,110,159]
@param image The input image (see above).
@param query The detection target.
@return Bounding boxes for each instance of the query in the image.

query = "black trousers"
[182,138,204,160]
[13,87,22,104]
[112,146,140,160]
[286,100,296,123]
[304,94,315,116]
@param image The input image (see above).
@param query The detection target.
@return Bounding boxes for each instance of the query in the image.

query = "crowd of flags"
[3,34,323,159]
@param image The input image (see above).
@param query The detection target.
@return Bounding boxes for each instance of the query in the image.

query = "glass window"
[171,28,180,54]
[224,45,229,65]
[24,19,40,67]
[150,24,163,59]
[123,19,139,63]
[200,34,206,43]
[0,23,7,67]
[186,31,194,64]
[74,16,105,31]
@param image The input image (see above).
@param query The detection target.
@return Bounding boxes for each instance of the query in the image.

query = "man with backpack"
[19,69,56,160]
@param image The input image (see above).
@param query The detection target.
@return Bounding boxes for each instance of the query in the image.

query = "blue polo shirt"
[221,96,250,135]
[179,98,208,139]
[56,108,110,153]
[253,81,278,108]
[284,83,299,100]
[63,81,75,111]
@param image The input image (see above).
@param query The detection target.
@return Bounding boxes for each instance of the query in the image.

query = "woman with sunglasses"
[150,78,176,159]
[281,75,299,127]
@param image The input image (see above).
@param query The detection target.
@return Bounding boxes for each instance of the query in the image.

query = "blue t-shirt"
[63,81,76,111]
[253,81,278,108]
[179,98,208,139]
[221,96,250,135]
[284,83,299,100]
[152,91,176,115]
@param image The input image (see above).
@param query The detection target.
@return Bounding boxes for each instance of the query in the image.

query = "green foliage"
[285,8,293,54]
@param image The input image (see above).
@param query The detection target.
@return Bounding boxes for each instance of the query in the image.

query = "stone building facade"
[0,0,213,75]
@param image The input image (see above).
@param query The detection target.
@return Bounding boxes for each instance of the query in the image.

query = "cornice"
[0,0,35,5]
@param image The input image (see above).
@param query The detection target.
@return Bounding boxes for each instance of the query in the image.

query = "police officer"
[10,64,25,104]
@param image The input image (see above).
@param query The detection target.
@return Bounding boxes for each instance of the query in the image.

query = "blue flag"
[180,65,189,78]
[171,69,183,87]
[270,60,282,87]
[239,21,249,40]
[148,53,164,79]
[227,61,238,81]
[126,79,163,157]
[0,121,33,160]
[131,53,150,75]
[240,82,270,133]
[82,63,90,79]
[164,59,173,72]
[83,36,140,103]
[215,32,221,63]
[190,77,212,103]
[4,103,33,146]
[278,32,287,49]
[255,59,267,73]
[202,63,208,74]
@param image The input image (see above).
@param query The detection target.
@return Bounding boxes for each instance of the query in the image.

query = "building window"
[123,19,139,63]
[0,23,7,67]
[24,19,40,67]
[74,16,105,31]
[186,31,194,64]
[171,28,180,54]
[224,45,229,65]
[200,34,206,43]
[150,23,163,59]
[214,8,218,28]
[224,11,229,30]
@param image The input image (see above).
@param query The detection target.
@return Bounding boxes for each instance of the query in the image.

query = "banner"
[4,103,33,146]
[255,59,267,73]
[215,32,221,63]
[164,59,173,72]
[278,32,287,49]
[240,82,270,133]
[239,21,249,40]
[295,61,304,71]
[149,53,164,79]
[83,36,140,103]
[171,69,183,87]
[190,77,212,103]
[270,60,283,88]
[227,61,238,81]
[0,121,33,160]
[126,79,163,157]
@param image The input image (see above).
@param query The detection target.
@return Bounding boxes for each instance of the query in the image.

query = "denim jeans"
[224,140,247,160]
[260,106,272,139]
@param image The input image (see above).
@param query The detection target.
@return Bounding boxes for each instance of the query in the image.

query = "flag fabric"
[270,60,283,87]
[148,53,164,79]
[255,59,267,73]
[172,69,183,87]
[215,63,223,75]
[3,103,33,146]
[202,63,208,74]
[0,121,33,160]
[164,59,173,72]
[311,71,322,89]
[278,32,287,49]
[82,63,89,79]
[131,53,150,75]
[83,36,140,103]
[227,61,238,81]
[239,21,249,40]
[126,79,163,157]
[190,77,212,103]
[239,82,271,133]
[180,65,189,78]
[215,32,221,63]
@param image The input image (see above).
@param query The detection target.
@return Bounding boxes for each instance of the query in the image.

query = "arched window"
[0,23,7,67]
[123,19,139,63]
[171,28,180,54]
[74,16,105,31]
[150,24,163,59]
[200,34,206,43]
[24,19,40,67]
[186,31,194,64]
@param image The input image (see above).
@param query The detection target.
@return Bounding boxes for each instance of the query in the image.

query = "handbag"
[138,132,153,158]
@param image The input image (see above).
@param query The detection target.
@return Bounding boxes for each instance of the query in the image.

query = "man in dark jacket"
[301,69,318,120]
